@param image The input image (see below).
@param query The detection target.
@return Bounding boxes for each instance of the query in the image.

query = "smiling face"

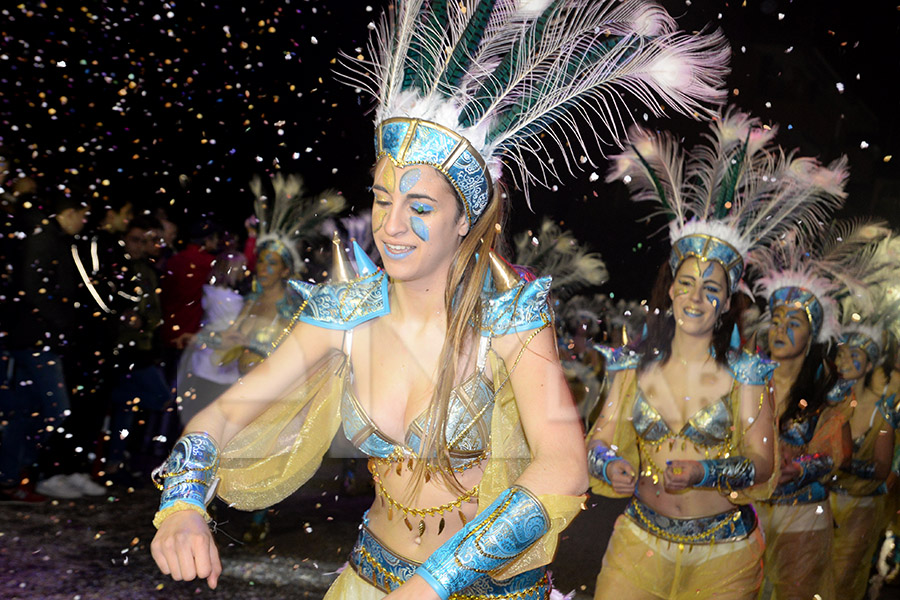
[668,257,730,337]
[371,158,469,284]
[768,304,813,360]
[836,344,871,380]
[255,247,290,291]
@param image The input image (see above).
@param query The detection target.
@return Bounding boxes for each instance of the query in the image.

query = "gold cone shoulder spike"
[330,231,356,283]
[488,251,519,292]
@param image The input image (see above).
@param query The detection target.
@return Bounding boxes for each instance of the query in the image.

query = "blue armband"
[778,454,833,495]
[415,485,549,600]
[695,456,756,491]
[152,432,219,529]
[588,443,624,485]
[845,458,878,480]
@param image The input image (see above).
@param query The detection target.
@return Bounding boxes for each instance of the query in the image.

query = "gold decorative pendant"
[438,517,446,535]
[425,471,431,483]
[388,505,393,520]
[459,510,468,525]
[417,520,426,537]
[404,517,413,531]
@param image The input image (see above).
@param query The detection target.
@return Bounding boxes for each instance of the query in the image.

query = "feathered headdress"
[249,174,346,275]
[513,217,608,299]
[606,106,849,294]
[752,219,890,343]
[838,234,900,364]
[341,0,730,225]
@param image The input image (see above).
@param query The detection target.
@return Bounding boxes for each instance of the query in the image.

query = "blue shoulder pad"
[595,345,641,372]
[826,378,854,406]
[727,350,777,385]
[288,269,390,331]
[480,275,552,337]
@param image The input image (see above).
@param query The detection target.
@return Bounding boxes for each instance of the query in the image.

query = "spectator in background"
[104,216,171,484]
[0,191,95,501]
[159,220,219,382]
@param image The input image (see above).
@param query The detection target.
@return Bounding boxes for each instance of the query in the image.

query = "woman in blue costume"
[749,219,889,600]
[148,1,731,598]
[828,321,896,599]
[587,109,845,600]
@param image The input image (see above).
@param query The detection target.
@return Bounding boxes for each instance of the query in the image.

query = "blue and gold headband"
[669,234,744,295]
[375,118,492,226]
[840,331,881,365]
[769,287,824,340]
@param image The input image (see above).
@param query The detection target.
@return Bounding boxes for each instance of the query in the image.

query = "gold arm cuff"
[152,501,211,530]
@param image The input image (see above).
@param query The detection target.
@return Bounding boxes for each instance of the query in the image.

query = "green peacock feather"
[714,132,749,219]
[458,0,560,127]
[439,0,500,93]
[402,0,449,92]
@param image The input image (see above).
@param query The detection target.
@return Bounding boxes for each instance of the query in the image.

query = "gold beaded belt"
[625,498,757,545]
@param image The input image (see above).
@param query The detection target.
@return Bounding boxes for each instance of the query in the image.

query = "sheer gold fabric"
[594,515,764,600]
[830,494,887,600]
[216,347,583,576]
[756,502,834,600]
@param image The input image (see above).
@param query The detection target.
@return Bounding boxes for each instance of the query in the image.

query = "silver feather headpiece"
[250,174,346,275]
[341,0,730,225]
[751,219,890,344]
[607,107,849,294]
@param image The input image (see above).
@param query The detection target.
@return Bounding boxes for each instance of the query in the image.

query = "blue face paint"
[786,327,796,346]
[411,201,433,215]
[705,293,720,312]
[702,262,715,279]
[410,215,429,241]
[399,168,421,193]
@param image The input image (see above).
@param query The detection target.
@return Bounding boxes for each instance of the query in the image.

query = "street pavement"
[0,459,620,599]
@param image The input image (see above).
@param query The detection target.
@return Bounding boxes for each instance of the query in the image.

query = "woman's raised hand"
[150,510,222,589]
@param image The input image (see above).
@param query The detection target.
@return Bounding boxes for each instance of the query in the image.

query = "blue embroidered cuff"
[778,454,833,495]
[588,443,623,485]
[846,458,877,480]
[418,485,549,597]
[695,456,756,491]
[152,432,219,528]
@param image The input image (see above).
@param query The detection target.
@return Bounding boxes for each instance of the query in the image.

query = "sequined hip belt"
[625,498,757,545]
[349,526,550,599]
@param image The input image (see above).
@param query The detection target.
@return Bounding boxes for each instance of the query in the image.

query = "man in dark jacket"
[0,192,90,501]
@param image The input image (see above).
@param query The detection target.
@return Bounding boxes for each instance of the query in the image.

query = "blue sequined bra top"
[632,387,734,448]
[340,331,494,470]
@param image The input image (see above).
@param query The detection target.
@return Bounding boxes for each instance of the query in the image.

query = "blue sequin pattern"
[826,378,854,405]
[376,118,491,225]
[416,486,549,600]
[290,271,390,331]
[480,276,552,338]
[670,234,744,293]
[726,350,777,385]
[770,286,824,340]
[877,393,900,429]
[155,432,219,513]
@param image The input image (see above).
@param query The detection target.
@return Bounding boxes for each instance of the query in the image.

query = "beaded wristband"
[415,485,549,600]
[588,443,624,486]
[777,453,833,495]
[695,456,756,491]
[152,432,220,529]
[846,458,877,480]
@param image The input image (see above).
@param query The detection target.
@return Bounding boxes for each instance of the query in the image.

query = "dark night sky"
[2,0,898,299]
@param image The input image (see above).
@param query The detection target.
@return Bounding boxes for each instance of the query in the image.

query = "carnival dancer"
[749,219,891,600]
[588,108,847,600]
[829,276,899,600]
[150,1,731,597]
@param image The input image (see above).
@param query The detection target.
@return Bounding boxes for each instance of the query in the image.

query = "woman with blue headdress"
[749,218,892,600]
[828,263,899,600]
[149,1,732,598]
[588,109,849,600]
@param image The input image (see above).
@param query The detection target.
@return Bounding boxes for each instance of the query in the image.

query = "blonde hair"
[409,182,508,494]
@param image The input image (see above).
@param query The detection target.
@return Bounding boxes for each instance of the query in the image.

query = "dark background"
[2,0,898,299]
